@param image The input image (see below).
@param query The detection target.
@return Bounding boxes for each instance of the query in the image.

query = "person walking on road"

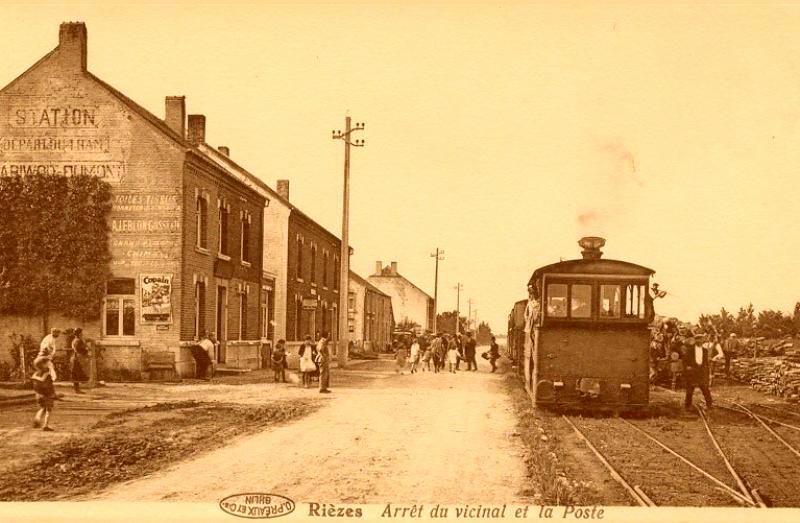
[455,334,465,371]
[191,332,216,380]
[317,333,331,394]
[70,328,89,393]
[31,356,57,431]
[395,339,408,374]
[682,335,714,411]
[488,336,501,373]
[271,339,287,383]
[464,332,478,371]
[409,337,421,374]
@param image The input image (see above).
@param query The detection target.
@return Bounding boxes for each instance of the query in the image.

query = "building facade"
[0,23,266,377]
[368,261,434,333]
[349,271,394,353]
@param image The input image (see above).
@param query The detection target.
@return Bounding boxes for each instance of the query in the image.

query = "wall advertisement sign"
[140,274,172,324]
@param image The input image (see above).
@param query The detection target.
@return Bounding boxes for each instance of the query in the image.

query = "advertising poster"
[140,273,172,324]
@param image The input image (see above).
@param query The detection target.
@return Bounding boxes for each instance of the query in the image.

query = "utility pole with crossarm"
[430,248,444,332]
[332,116,364,369]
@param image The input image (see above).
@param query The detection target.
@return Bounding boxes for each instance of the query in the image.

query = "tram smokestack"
[578,237,605,259]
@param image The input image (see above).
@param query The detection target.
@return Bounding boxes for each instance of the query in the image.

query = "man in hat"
[682,334,713,411]
[37,328,61,381]
[722,333,740,378]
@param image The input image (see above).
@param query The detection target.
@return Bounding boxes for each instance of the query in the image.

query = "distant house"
[368,261,434,332]
[349,271,394,353]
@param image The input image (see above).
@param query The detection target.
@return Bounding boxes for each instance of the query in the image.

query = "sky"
[2,2,799,333]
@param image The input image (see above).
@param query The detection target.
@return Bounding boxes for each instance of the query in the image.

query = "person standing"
[271,339,287,383]
[37,328,61,382]
[409,337,420,374]
[488,336,501,373]
[447,341,459,373]
[194,332,216,380]
[464,332,478,371]
[299,335,316,388]
[70,328,89,393]
[682,335,713,411]
[317,333,331,394]
[454,334,464,371]
[722,333,740,378]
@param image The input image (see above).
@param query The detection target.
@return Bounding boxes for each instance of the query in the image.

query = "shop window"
[194,281,206,338]
[546,284,568,318]
[196,197,208,249]
[104,279,135,337]
[600,285,622,318]
[570,284,592,318]
[625,284,646,319]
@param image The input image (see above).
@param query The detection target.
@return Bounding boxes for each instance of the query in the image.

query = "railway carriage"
[525,237,654,408]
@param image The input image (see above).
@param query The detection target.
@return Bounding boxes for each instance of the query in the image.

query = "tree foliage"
[395,319,420,332]
[0,173,113,326]
[476,321,493,344]
[435,311,468,334]
[698,302,798,339]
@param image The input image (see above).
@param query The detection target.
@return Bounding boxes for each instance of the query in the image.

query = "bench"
[142,351,177,381]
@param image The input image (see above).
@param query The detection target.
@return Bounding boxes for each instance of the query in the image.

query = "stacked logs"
[729,345,800,402]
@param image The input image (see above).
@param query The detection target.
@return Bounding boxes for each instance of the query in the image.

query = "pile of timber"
[729,344,800,402]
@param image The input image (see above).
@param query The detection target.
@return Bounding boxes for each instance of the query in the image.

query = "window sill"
[241,260,252,268]
[217,253,232,262]
[97,338,141,346]
[195,246,210,256]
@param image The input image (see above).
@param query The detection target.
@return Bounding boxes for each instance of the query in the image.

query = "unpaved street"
[92,358,531,503]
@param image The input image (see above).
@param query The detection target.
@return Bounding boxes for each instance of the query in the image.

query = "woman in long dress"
[70,328,89,393]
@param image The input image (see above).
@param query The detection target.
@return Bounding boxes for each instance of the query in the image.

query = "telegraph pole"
[430,248,444,332]
[467,298,473,333]
[454,283,463,335]
[332,116,365,369]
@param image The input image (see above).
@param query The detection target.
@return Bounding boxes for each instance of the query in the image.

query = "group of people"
[650,319,742,411]
[30,327,90,432]
[269,333,331,393]
[394,332,501,374]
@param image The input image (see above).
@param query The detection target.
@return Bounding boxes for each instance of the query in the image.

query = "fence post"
[18,337,27,385]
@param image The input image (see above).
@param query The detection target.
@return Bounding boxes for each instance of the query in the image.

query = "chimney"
[578,237,606,260]
[276,180,290,201]
[375,261,382,275]
[58,22,88,71]
[164,96,185,137]
[218,146,230,156]
[390,262,398,275]
[187,115,206,145]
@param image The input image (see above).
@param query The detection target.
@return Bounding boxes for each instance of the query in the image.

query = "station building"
[0,23,267,377]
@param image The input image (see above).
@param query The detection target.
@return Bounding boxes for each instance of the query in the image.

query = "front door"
[216,285,227,363]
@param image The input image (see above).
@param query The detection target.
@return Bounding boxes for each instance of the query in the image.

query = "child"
[409,338,420,374]
[31,357,56,431]
[447,343,459,373]
[271,340,287,383]
[421,346,432,372]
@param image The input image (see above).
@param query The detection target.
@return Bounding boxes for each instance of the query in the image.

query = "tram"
[522,237,654,408]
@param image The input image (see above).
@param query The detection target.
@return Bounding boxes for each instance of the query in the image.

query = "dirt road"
[92,357,531,503]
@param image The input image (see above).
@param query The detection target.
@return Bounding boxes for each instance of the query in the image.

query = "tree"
[435,311,468,334]
[735,304,757,338]
[476,321,493,345]
[0,173,113,332]
[756,309,794,339]
[396,319,420,332]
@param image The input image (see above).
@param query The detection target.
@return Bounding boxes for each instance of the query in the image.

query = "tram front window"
[600,285,621,317]
[571,284,592,318]
[546,284,567,317]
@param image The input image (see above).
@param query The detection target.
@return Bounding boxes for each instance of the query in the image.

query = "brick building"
[368,262,434,333]
[348,271,394,353]
[0,23,266,377]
